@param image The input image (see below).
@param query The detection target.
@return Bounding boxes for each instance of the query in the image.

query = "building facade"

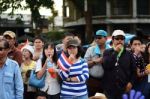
[63,0,150,43]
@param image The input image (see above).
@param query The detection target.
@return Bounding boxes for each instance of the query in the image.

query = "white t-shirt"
[35,59,60,95]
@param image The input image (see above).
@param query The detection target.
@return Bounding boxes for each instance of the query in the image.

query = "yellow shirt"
[21,60,36,84]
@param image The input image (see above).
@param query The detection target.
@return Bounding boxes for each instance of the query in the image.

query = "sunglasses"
[95,36,106,39]
[114,37,125,40]
[0,47,6,51]
[67,45,77,49]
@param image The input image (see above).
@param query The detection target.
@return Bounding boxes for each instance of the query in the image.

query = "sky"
[4,0,63,16]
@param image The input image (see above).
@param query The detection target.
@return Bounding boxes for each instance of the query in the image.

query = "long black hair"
[41,42,58,66]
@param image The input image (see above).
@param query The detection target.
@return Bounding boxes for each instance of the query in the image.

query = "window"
[92,0,106,16]
[111,0,131,15]
[137,0,150,15]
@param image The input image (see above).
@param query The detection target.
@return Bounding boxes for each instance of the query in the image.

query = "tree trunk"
[84,0,93,44]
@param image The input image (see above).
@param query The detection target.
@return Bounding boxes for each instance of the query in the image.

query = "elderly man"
[84,29,109,97]
[0,39,23,99]
[102,30,136,99]
[3,31,23,66]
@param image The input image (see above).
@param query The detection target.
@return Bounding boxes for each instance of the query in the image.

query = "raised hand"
[122,89,145,99]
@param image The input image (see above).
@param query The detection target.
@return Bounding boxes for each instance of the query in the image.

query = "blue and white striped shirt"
[59,58,89,96]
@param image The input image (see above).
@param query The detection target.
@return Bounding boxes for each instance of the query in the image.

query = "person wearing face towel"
[84,29,110,97]
[102,30,137,99]
[57,38,89,99]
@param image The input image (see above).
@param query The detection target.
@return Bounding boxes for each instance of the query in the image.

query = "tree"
[0,0,54,32]
[48,7,58,30]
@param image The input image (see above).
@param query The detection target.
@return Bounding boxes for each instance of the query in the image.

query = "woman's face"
[44,45,54,58]
[67,45,78,56]
[22,49,32,59]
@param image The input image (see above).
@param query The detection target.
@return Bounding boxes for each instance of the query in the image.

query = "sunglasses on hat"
[114,36,125,40]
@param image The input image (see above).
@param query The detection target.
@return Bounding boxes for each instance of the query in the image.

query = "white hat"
[21,45,34,56]
[112,30,125,37]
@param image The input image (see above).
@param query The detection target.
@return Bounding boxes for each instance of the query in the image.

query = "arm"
[14,64,24,99]
[84,47,95,68]
[14,50,23,66]
[58,69,70,81]
[36,59,47,79]
[125,52,137,92]
[75,62,89,82]
[128,53,137,86]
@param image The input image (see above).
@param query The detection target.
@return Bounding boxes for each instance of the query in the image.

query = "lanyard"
[113,45,124,66]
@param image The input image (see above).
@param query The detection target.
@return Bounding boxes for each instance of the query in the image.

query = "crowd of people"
[0,30,149,99]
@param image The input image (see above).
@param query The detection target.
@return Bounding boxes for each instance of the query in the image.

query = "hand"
[33,53,40,60]
[125,82,132,92]
[71,77,79,82]
[145,69,150,75]
[122,89,145,99]
[114,44,123,52]
[93,57,103,64]
[69,54,76,61]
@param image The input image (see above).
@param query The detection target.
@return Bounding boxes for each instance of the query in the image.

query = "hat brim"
[67,44,78,48]
[4,34,15,38]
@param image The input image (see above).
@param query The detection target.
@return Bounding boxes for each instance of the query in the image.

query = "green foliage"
[0,0,54,28]
[41,31,65,44]
[25,0,54,22]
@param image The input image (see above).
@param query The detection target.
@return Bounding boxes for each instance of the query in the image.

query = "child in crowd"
[21,45,36,99]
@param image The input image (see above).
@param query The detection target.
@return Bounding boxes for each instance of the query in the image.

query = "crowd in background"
[0,30,149,99]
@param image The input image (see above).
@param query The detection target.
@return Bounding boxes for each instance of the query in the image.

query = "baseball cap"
[66,38,80,48]
[3,31,16,39]
[112,30,125,37]
[95,30,107,37]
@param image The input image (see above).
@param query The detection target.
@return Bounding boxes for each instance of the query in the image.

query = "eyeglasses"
[95,36,106,39]
[0,47,6,51]
[67,45,77,49]
[114,37,125,40]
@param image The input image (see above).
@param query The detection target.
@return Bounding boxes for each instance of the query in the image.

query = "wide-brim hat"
[66,38,80,48]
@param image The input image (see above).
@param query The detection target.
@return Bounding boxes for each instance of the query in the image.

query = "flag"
[57,52,73,71]
[18,39,29,51]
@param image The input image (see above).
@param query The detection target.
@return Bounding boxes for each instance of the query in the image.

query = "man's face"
[112,35,125,47]
[95,36,107,46]
[130,40,141,51]
[34,39,44,50]
[0,41,9,59]
[3,35,15,47]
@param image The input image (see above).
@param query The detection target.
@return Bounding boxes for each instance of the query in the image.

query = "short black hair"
[34,35,45,43]
[62,32,74,39]
[130,36,143,45]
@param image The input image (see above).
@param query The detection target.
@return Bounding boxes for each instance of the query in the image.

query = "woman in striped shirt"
[58,38,89,99]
